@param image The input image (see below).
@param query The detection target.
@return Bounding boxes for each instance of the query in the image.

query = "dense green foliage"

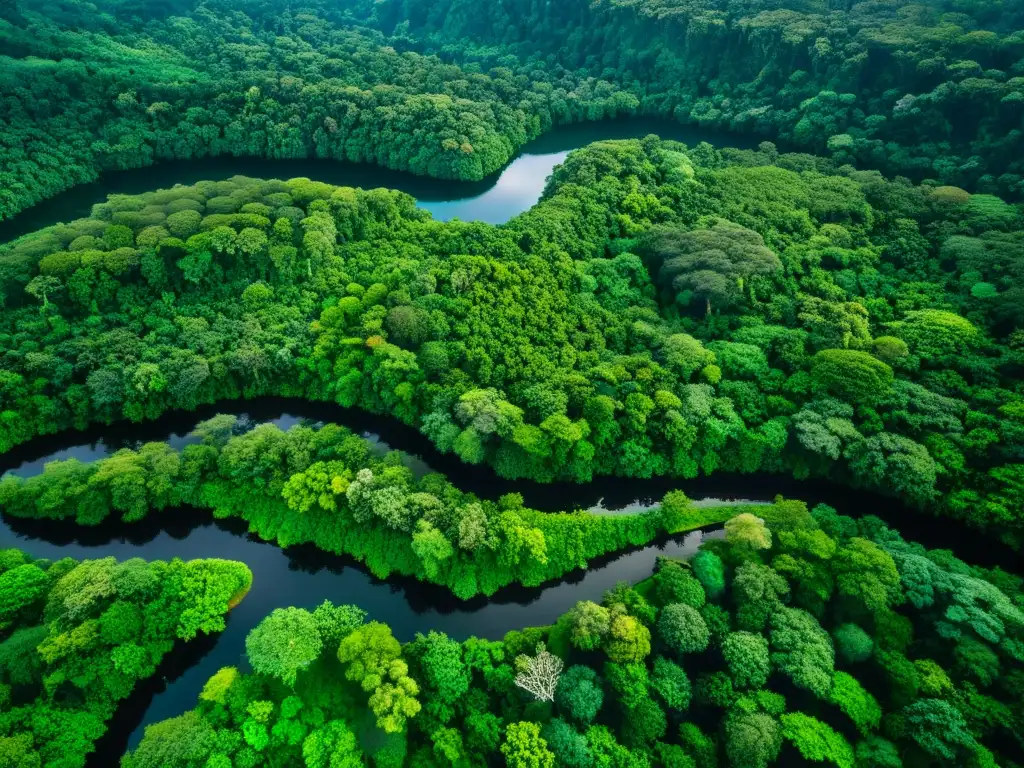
[0,0,637,220]
[5,0,1024,220]
[5,2,1024,764]
[0,547,251,768]
[124,503,1024,767]
[375,0,1024,194]
[0,139,1021,544]
[0,415,781,597]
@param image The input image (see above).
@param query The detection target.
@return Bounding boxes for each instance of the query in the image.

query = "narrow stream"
[1,396,1002,563]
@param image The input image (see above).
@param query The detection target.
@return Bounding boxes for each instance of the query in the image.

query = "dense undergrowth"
[0,547,252,768]
[4,0,1024,219]
[0,139,1021,547]
[121,503,1024,768]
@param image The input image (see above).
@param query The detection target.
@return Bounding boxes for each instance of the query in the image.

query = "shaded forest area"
[2,0,1024,219]
[0,139,1021,547]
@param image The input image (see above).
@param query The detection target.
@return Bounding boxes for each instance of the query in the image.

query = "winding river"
[0,400,730,762]
[0,398,1013,763]
[0,117,757,242]
[0,495,723,762]
[0,119,1004,764]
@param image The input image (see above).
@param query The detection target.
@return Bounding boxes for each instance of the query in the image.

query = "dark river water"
[0,119,1003,763]
[0,117,756,242]
[0,396,1011,763]
[0,397,733,761]
[1,501,721,762]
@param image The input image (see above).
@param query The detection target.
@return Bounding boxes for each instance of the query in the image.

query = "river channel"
[0,398,731,761]
[0,117,757,243]
[0,118,997,764]
[0,395,1013,762]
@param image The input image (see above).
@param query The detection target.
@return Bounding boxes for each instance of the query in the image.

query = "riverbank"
[0,413,780,597]
[1,396,1014,570]
[0,117,755,243]
[0,503,726,761]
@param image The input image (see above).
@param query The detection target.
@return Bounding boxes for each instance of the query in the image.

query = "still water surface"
[0,118,994,763]
[0,397,726,759]
[0,118,754,242]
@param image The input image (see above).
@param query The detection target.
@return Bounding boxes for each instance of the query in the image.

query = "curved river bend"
[0,117,757,242]
[0,501,721,762]
[0,120,1005,765]
[0,398,1013,764]
[0,400,728,761]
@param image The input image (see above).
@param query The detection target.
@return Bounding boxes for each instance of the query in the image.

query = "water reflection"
[0,117,757,243]
[0,500,719,761]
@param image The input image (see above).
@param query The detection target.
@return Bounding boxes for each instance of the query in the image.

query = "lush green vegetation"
[0,0,635,220]
[123,503,1024,768]
[0,139,1021,546]
[4,1,1024,764]
[0,546,251,767]
[4,0,1024,220]
[375,0,1024,194]
[0,415,781,597]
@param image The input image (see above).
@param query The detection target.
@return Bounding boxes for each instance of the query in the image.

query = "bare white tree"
[514,643,563,702]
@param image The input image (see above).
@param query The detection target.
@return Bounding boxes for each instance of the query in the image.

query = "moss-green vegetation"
[0,547,252,767]
[4,2,1024,764]
[0,416,781,597]
[5,0,1024,220]
[123,504,1024,768]
[1,140,1021,546]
